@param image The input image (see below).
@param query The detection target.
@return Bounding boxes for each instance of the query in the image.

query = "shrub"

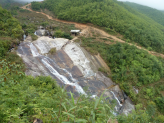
[49,48,56,55]
[0,60,114,122]
[30,33,38,41]
[54,30,72,40]
[155,96,164,113]
[19,9,31,13]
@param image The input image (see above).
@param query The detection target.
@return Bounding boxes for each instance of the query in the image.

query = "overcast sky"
[118,0,164,10]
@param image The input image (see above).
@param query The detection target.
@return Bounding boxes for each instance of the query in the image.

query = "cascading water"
[17,37,135,115]
[111,91,122,113]
[28,42,86,95]
[23,34,27,41]
[28,43,40,57]
[42,58,86,94]
[44,57,77,83]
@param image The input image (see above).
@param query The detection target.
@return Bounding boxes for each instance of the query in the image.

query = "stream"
[17,36,135,115]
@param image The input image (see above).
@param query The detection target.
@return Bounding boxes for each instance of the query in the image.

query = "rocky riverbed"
[17,36,135,115]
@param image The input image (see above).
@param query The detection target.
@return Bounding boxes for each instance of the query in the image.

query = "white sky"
[118,0,164,10]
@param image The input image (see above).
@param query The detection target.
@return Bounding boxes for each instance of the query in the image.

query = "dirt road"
[21,3,164,58]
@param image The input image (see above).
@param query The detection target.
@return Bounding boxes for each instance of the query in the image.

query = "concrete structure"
[70,30,80,36]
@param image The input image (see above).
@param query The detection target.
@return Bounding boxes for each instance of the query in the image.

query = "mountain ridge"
[123,1,164,26]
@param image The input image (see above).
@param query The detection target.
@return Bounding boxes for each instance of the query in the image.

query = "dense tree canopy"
[34,0,164,53]
[79,37,164,116]
[124,2,164,26]
[0,3,164,122]
[0,6,23,38]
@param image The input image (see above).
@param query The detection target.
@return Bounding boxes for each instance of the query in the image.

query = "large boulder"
[36,29,48,36]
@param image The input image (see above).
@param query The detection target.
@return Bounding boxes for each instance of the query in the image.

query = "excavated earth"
[17,36,135,115]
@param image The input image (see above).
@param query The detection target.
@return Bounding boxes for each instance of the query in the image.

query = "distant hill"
[33,0,164,53]
[124,2,164,26]
[0,0,22,9]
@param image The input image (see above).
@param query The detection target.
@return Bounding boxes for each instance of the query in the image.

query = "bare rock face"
[17,36,135,115]
[36,29,49,36]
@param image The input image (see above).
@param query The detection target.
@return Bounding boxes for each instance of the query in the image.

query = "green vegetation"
[34,0,164,53]
[2,58,164,122]
[124,2,164,26]
[77,37,164,117]
[98,67,109,75]
[14,9,74,40]
[49,47,56,55]
[0,0,22,15]
[0,59,114,122]
[1,1,164,122]
[31,1,44,11]
[0,6,23,60]
[0,6,23,38]
[0,7,116,123]
[0,0,15,9]
[54,30,73,40]
[30,33,38,41]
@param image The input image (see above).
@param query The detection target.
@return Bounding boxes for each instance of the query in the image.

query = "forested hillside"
[32,0,164,53]
[1,1,164,122]
[0,0,22,15]
[124,2,164,26]
[0,6,23,38]
[0,0,21,9]
[0,6,113,123]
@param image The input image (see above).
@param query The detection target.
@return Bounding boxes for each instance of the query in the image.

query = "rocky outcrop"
[17,36,135,115]
[36,29,49,36]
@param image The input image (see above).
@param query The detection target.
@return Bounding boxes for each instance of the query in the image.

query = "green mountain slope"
[124,2,164,26]
[0,3,164,122]
[0,6,23,38]
[34,0,164,53]
[0,6,114,122]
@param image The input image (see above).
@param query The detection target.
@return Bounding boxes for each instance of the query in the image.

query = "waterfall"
[34,31,37,35]
[111,91,122,112]
[20,46,25,55]
[28,42,86,95]
[17,37,135,115]
[28,43,40,57]
[42,58,86,95]
[45,57,77,83]
[23,34,26,41]
[111,91,122,107]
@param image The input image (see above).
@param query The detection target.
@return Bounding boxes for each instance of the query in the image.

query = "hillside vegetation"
[1,2,164,122]
[124,2,164,26]
[77,36,164,116]
[33,0,164,53]
[0,6,23,38]
[0,6,115,123]
[0,0,21,9]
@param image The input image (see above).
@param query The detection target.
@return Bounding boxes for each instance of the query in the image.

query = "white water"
[133,87,139,94]
[34,31,37,35]
[111,91,122,107]
[111,91,122,111]
[28,43,40,57]
[33,37,68,54]
[28,42,86,95]
[64,43,95,77]
[20,46,25,55]
[23,34,26,41]
[42,58,86,95]
[45,57,77,83]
